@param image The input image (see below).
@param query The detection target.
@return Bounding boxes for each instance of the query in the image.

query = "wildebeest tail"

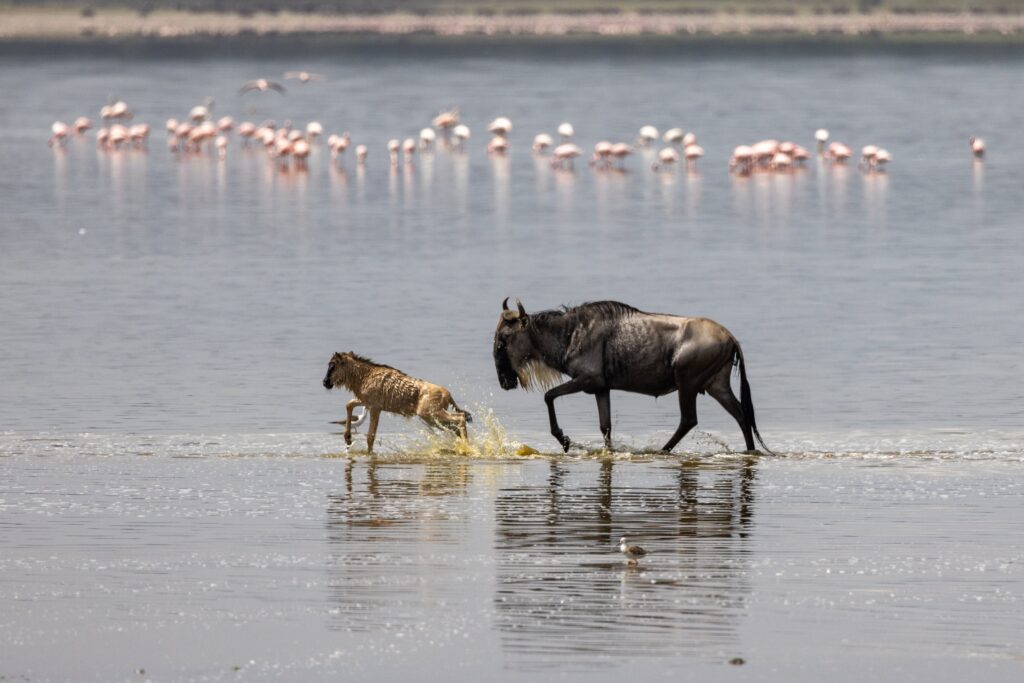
[735,345,775,455]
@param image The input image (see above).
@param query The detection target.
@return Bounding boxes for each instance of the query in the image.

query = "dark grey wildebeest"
[492,299,772,454]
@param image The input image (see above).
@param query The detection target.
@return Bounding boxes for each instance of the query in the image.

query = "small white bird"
[330,407,369,432]
[618,536,647,565]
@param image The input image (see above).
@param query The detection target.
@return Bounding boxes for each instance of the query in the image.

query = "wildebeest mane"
[530,300,641,325]
[346,352,399,372]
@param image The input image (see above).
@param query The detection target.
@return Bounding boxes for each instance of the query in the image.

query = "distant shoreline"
[3,9,1024,52]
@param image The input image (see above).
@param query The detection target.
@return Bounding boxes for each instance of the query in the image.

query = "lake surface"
[1,49,1022,680]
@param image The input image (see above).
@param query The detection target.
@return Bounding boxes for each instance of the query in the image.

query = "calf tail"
[735,345,775,455]
[450,398,473,423]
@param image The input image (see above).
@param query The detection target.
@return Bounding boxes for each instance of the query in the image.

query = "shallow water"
[1,449,1022,681]
[1,49,1023,680]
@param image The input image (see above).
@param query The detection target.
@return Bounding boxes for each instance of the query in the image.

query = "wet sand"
[3,9,1024,44]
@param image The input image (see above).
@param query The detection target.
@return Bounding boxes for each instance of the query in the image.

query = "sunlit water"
[1,49,1023,680]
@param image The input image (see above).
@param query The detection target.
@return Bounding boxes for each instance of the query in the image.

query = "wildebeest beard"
[513,359,565,392]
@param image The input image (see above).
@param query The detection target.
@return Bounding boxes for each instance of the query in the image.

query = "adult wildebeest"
[492,299,772,454]
[323,351,471,453]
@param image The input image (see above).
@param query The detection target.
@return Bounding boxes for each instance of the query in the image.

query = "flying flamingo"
[239,79,286,95]
[284,71,325,83]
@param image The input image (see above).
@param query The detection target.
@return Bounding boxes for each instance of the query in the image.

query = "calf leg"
[706,365,756,452]
[596,390,612,449]
[344,398,363,446]
[365,408,381,454]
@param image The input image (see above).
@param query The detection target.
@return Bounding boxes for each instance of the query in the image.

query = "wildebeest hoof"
[344,434,352,446]
[559,435,571,452]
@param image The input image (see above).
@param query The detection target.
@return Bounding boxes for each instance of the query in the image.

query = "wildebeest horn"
[502,297,510,311]
[516,299,527,318]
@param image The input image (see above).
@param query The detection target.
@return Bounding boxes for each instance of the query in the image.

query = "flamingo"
[610,142,632,170]
[216,135,228,159]
[284,71,325,83]
[71,117,92,134]
[488,136,509,155]
[96,128,109,149]
[590,141,613,168]
[729,145,754,175]
[663,127,684,146]
[874,148,892,170]
[488,117,512,136]
[419,127,436,149]
[557,122,574,141]
[652,147,679,171]
[684,143,704,170]
[860,145,879,171]
[637,125,659,146]
[387,139,400,166]
[532,133,553,153]
[452,124,471,149]
[432,108,459,140]
[827,142,852,164]
[108,124,129,149]
[402,138,416,163]
[238,121,256,145]
[815,128,830,155]
[239,79,286,95]
[129,123,149,148]
[292,139,311,169]
[189,105,210,122]
[551,143,582,170]
[356,144,368,165]
[166,118,179,134]
[771,152,793,172]
[49,122,69,146]
[217,116,234,132]
[969,136,985,159]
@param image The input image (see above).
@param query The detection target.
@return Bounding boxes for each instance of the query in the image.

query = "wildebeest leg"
[344,398,363,446]
[596,390,612,449]
[706,365,756,452]
[662,389,698,453]
[544,378,591,452]
[365,408,382,454]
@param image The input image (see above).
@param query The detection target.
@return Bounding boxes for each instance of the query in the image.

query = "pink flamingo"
[969,137,985,159]
[49,122,69,146]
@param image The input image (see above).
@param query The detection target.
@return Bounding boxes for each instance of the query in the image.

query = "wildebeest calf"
[322,351,470,453]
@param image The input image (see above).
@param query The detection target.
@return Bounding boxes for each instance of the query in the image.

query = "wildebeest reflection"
[493,299,772,453]
[494,458,756,667]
